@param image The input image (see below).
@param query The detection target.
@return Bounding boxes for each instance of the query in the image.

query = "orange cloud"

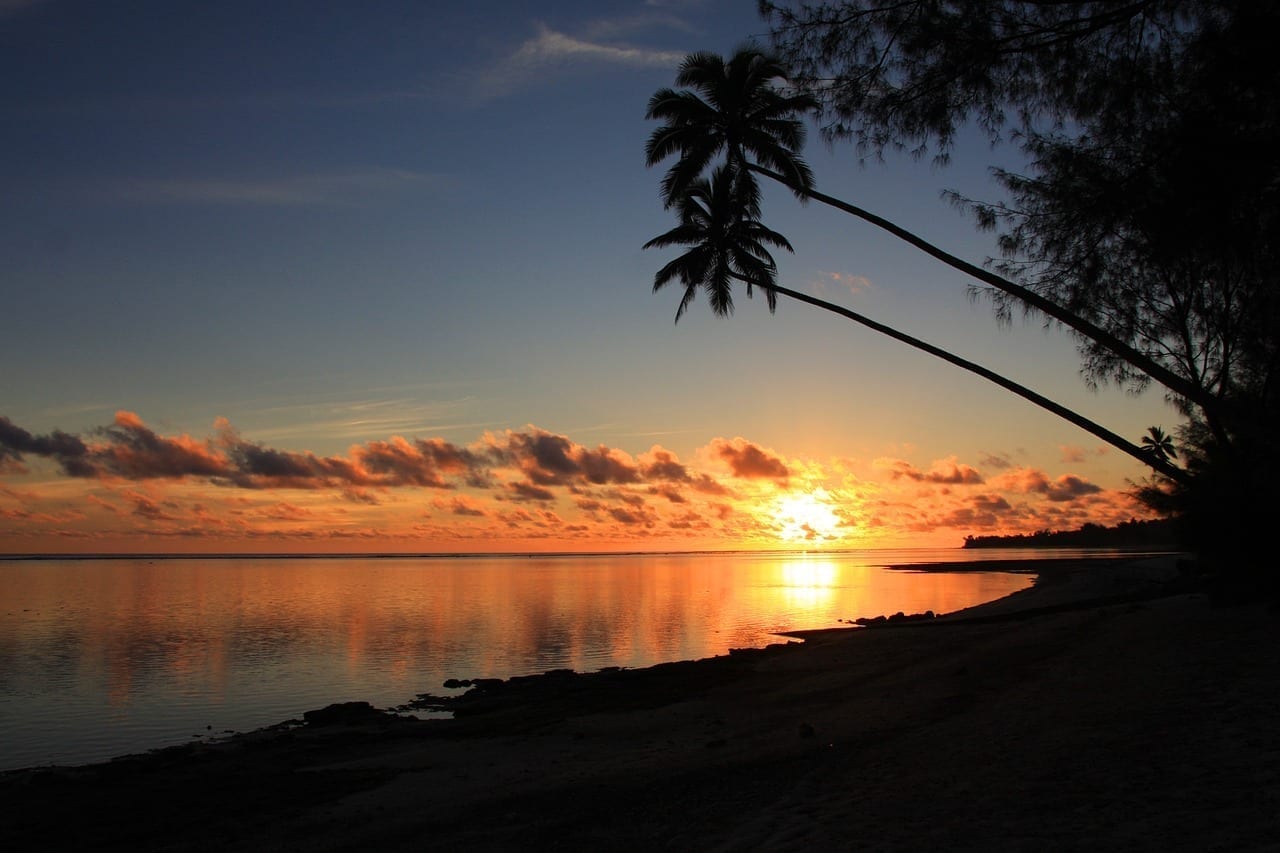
[433,495,489,517]
[710,438,789,481]
[990,467,1102,501]
[875,455,983,485]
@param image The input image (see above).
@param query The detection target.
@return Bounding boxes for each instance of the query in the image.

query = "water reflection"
[0,551,1037,769]
[775,558,840,607]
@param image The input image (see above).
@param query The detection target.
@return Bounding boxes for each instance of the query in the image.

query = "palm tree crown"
[643,165,793,322]
[1142,426,1178,462]
[644,48,817,209]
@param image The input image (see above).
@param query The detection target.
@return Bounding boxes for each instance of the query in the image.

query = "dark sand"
[3,555,1277,851]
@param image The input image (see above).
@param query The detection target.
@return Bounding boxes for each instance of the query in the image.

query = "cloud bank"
[0,411,1149,550]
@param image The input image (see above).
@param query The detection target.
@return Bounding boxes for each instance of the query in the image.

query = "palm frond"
[643,165,795,322]
[645,46,814,203]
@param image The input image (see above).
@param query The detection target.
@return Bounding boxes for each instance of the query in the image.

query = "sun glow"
[773,490,842,544]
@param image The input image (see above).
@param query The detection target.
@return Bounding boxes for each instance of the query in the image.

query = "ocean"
[0,548,1134,771]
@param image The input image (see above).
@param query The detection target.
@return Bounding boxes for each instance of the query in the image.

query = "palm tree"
[644,167,1187,483]
[644,164,791,320]
[1141,426,1178,463]
[644,47,1223,425]
[645,49,816,209]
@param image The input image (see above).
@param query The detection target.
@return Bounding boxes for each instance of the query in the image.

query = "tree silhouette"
[644,164,792,320]
[643,47,1187,482]
[645,50,816,211]
[645,46,1218,421]
[643,164,1186,482]
[756,3,1280,585]
[1141,427,1178,463]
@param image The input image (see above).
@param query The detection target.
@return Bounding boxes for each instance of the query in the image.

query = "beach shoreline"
[4,552,1276,851]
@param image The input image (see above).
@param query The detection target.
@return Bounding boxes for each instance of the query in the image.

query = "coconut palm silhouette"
[644,47,1218,421]
[644,47,1186,483]
[643,165,1185,482]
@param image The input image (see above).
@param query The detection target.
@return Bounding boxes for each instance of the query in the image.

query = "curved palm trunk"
[747,163,1222,425]
[741,273,1188,483]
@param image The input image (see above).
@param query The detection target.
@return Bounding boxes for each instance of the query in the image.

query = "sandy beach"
[3,555,1277,851]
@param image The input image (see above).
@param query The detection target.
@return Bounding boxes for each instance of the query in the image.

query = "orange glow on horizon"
[0,413,1162,554]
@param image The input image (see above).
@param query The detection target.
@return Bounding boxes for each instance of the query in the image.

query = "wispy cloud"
[580,12,697,40]
[814,271,873,299]
[0,0,53,16]
[643,0,710,10]
[106,168,436,207]
[246,399,483,442]
[474,22,685,100]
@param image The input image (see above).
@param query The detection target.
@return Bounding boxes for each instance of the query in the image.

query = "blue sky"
[0,1,1177,551]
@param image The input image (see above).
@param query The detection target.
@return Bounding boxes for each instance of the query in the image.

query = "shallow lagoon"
[0,548,1082,770]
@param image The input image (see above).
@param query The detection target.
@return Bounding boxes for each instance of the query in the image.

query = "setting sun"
[773,490,842,543]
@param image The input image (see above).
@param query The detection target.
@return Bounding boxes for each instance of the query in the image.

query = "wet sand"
[3,555,1277,851]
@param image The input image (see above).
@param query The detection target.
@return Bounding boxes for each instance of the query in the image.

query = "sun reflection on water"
[775,558,841,606]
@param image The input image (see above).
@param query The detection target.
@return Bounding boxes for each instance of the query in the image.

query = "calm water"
[0,548,1085,771]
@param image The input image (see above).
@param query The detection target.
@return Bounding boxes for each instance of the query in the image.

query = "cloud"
[2,415,749,522]
[0,0,52,16]
[96,412,231,480]
[874,456,982,485]
[0,415,90,474]
[475,22,684,99]
[978,452,1014,470]
[688,473,729,495]
[431,495,489,518]
[921,457,984,485]
[0,411,1149,548]
[0,411,493,494]
[1041,475,1103,502]
[260,502,314,521]
[0,411,231,480]
[607,503,657,527]
[241,391,489,442]
[666,509,710,531]
[107,169,435,207]
[580,11,695,40]
[638,446,729,497]
[487,427,641,489]
[814,271,873,299]
[711,438,790,481]
[639,447,688,481]
[1060,445,1087,464]
[355,436,485,488]
[649,485,686,503]
[927,494,1016,531]
[875,458,922,481]
[216,420,490,492]
[990,467,1103,502]
[507,481,556,502]
[121,489,180,522]
[990,467,1051,493]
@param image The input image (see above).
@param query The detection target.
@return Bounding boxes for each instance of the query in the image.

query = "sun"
[773,490,842,544]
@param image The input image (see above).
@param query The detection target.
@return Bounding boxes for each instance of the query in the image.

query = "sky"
[0,0,1179,554]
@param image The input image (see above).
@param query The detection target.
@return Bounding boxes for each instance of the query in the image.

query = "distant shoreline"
[962,517,1178,550]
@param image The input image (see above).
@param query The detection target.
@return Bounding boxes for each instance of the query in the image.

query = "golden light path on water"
[0,551,1045,770]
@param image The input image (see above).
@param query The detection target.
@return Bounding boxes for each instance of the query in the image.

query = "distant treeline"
[962,518,1180,549]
